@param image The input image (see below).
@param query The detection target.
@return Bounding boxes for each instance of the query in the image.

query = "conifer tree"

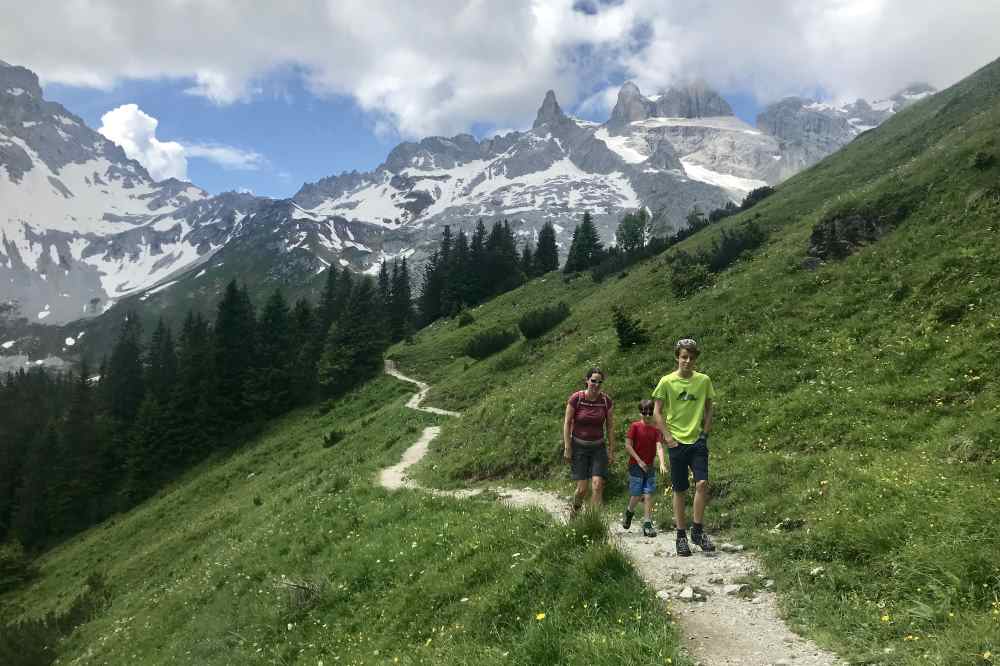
[146,317,177,403]
[288,298,317,405]
[51,361,100,534]
[213,280,256,433]
[468,219,488,304]
[11,422,59,546]
[418,250,443,326]
[534,222,559,274]
[443,230,470,316]
[167,311,212,465]
[121,396,168,503]
[105,312,145,425]
[563,211,603,272]
[390,258,415,342]
[520,242,534,278]
[245,289,292,417]
[319,278,387,394]
[377,260,392,325]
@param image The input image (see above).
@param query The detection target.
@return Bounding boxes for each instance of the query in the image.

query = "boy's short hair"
[639,399,654,413]
[674,338,700,357]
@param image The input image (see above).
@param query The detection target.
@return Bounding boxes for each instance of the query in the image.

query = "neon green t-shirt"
[651,370,715,445]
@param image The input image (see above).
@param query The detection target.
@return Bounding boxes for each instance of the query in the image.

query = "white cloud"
[98,104,266,181]
[6,1,1000,137]
[98,104,187,181]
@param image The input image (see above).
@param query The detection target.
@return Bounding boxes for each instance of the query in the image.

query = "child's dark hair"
[639,399,654,413]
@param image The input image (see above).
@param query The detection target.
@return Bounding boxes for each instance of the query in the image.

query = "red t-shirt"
[568,390,613,441]
[626,421,661,466]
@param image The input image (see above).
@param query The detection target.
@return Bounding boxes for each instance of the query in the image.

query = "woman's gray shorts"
[571,438,609,480]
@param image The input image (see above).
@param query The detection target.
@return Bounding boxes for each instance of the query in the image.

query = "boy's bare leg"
[693,480,709,524]
[673,490,687,530]
[590,476,605,505]
[627,495,641,512]
[642,493,654,521]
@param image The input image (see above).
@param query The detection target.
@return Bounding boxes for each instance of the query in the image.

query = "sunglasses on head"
[640,410,653,416]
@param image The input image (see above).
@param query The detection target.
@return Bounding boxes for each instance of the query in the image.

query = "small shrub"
[971,151,996,170]
[612,306,649,349]
[253,495,263,507]
[322,429,345,448]
[518,302,570,339]
[740,185,776,210]
[315,401,334,416]
[669,251,713,297]
[457,310,475,327]
[465,327,519,359]
[0,540,35,593]
[493,349,527,372]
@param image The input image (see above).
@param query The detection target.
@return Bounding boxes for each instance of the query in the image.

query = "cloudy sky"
[3,0,998,197]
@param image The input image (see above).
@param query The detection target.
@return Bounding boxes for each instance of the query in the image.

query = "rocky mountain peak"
[0,61,43,100]
[653,80,733,118]
[533,90,567,129]
[607,80,654,132]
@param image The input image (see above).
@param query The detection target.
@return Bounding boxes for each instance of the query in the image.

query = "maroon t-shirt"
[626,421,661,466]
[568,390,613,441]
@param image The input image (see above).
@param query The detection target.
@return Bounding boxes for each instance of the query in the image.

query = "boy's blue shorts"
[628,465,657,496]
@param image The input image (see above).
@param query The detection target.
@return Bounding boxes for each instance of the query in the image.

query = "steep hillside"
[388,57,1000,663]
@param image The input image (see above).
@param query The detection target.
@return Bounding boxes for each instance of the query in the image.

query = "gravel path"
[381,360,843,666]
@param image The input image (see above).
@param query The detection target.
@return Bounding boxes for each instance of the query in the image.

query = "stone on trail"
[656,589,671,601]
[707,574,725,584]
[670,572,689,583]
[719,542,745,552]
[724,583,750,596]
[679,586,695,601]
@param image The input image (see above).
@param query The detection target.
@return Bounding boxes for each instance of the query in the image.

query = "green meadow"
[5,57,1000,666]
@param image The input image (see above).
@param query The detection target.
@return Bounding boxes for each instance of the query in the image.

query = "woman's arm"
[606,406,615,465]
[563,402,575,462]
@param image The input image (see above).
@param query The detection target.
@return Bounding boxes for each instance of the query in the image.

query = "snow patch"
[594,127,648,164]
[65,337,76,346]
[7,87,27,96]
[680,157,768,200]
[2,341,15,349]
[633,116,762,135]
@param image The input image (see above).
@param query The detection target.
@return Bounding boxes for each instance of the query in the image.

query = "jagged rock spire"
[607,81,653,132]
[533,90,567,129]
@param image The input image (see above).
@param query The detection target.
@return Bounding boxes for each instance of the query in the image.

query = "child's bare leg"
[642,493,654,521]
[693,480,709,524]
[672,490,687,530]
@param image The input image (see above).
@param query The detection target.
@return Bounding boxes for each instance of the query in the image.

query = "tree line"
[0,260,414,556]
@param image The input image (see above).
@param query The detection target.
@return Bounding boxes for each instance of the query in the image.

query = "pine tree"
[146,317,177,403]
[377,260,392,325]
[51,361,100,535]
[468,219,488,305]
[534,222,559,275]
[245,289,292,418]
[11,422,59,547]
[105,312,145,425]
[319,278,387,395]
[390,258,415,342]
[443,230,470,316]
[121,396,168,503]
[167,311,212,466]
[418,250,443,326]
[520,241,534,278]
[616,209,650,254]
[213,280,256,434]
[288,298,317,405]
[563,211,603,272]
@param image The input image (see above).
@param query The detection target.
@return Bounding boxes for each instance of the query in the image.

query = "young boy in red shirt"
[622,399,667,537]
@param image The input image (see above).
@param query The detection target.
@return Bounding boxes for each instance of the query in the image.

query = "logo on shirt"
[677,390,698,402]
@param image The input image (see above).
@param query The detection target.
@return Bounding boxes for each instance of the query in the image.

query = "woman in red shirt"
[563,367,616,516]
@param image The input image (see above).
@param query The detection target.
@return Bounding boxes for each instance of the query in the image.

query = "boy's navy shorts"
[667,434,709,492]
[628,464,657,496]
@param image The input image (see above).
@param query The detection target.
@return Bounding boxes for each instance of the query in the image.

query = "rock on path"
[380,360,843,666]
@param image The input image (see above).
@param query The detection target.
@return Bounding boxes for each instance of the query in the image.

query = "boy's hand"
[638,461,649,472]
[665,436,679,448]
[659,463,667,475]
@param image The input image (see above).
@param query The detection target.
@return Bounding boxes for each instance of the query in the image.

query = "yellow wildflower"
[536,612,546,621]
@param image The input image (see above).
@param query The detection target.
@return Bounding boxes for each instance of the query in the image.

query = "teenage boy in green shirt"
[652,338,716,557]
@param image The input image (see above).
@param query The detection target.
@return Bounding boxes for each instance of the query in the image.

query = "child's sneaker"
[642,521,657,538]
[675,533,692,557]
[621,509,634,530]
[691,529,716,552]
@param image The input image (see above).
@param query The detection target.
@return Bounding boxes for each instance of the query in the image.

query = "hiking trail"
[380,360,843,666]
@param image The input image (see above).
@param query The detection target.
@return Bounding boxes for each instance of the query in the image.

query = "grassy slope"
[391,59,1000,663]
[2,376,690,665]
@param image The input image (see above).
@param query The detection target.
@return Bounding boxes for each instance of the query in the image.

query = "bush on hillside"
[740,185,776,210]
[456,310,475,327]
[464,327,519,359]
[0,540,35,593]
[668,219,768,297]
[0,572,110,666]
[612,306,649,349]
[517,302,570,339]
[971,151,996,170]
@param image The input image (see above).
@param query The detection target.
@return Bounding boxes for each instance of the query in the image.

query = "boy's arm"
[703,397,713,435]
[653,399,676,447]
[656,441,667,474]
[624,437,644,469]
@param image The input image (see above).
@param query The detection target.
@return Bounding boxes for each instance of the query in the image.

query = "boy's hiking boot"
[642,521,657,538]
[691,529,715,552]
[675,532,692,557]
[622,509,634,530]
[570,503,583,520]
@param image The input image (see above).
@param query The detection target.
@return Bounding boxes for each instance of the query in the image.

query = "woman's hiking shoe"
[622,509,635,530]
[642,521,657,538]
[691,530,716,552]
[675,533,692,557]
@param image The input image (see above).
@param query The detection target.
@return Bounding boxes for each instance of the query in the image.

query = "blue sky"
[6,1,996,199]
